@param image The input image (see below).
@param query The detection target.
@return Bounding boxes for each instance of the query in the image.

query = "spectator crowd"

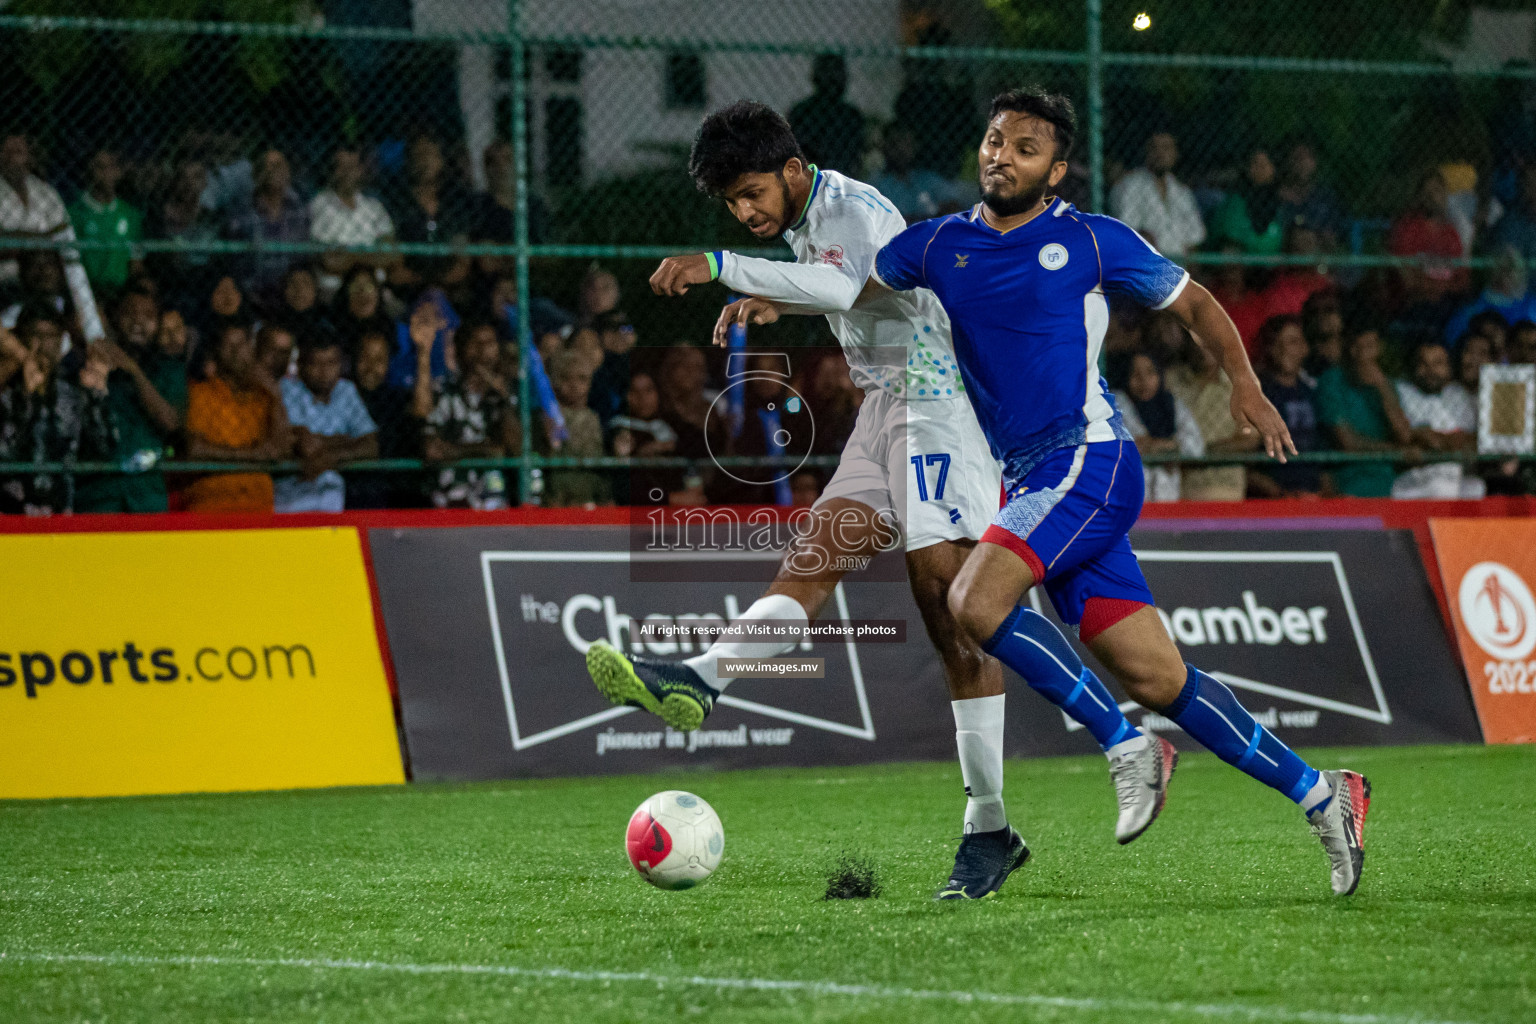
[1,74,1535,514]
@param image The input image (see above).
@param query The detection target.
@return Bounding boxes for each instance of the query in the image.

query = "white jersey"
[715,168,961,400]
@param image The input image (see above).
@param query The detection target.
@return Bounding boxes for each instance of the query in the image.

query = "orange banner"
[1430,518,1536,744]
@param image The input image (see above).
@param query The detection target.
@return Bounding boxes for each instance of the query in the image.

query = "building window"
[545,96,582,184]
[664,52,705,109]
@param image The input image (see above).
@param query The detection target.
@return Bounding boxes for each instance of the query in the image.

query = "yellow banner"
[0,528,405,798]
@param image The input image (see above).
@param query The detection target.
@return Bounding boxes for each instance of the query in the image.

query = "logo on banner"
[1458,561,1536,661]
[481,550,876,752]
[1041,549,1391,737]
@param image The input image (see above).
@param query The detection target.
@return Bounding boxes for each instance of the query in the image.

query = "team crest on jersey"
[817,244,845,268]
[1039,243,1068,270]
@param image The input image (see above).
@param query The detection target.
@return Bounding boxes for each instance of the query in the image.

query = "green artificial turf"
[1,744,1533,1023]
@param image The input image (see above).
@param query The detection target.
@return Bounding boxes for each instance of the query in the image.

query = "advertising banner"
[1430,518,1536,743]
[372,526,1478,780]
[0,528,405,798]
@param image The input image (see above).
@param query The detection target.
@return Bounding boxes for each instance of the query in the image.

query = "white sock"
[1299,774,1333,814]
[683,593,808,694]
[952,694,1007,834]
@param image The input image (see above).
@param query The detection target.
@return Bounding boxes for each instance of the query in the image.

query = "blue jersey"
[873,198,1189,480]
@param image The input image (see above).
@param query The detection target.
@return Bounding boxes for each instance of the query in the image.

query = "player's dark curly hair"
[688,100,806,197]
[988,87,1077,161]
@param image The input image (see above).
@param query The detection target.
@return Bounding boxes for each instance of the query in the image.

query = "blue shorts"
[981,439,1155,638]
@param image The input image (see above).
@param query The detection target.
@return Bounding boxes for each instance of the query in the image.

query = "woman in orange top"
[184,323,292,511]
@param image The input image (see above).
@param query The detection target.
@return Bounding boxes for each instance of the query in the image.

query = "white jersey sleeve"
[716,193,890,314]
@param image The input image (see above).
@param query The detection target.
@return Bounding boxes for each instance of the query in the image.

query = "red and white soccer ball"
[625,790,724,890]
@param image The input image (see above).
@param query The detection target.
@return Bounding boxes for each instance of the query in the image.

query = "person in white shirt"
[1393,340,1483,499]
[0,133,105,343]
[309,144,396,299]
[585,103,1022,896]
[1110,132,1206,257]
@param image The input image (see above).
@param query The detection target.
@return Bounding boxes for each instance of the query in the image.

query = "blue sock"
[982,607,1141,752]
[1165,665,1319,803]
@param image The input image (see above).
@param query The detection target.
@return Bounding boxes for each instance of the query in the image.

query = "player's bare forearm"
[1166,280,1296,461]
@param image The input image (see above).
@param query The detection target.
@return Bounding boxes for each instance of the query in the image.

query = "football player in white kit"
[585,102,1029,898]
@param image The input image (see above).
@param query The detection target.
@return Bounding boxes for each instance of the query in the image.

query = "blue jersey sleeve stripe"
[1152,270,1192,310]
[1070,214,1106,295]
[920,217,952,285]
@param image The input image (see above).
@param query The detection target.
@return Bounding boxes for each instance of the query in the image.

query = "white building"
[412,0,903,188]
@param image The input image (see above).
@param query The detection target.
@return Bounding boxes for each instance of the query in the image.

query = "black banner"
[369,526,1479,781]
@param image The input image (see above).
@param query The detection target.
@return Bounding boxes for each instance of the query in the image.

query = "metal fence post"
[1086,0,1104,214]
[509,0,535,503]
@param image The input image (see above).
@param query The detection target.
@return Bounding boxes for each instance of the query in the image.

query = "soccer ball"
[625,790,724,890]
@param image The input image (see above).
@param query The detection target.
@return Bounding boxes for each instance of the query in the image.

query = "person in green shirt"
[1313,325,1416,497]
[67,148,143,295]
[74,287,186,512]
[1212,148,1285,255]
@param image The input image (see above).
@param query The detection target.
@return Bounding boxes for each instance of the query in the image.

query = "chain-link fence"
[0,1,1533,513]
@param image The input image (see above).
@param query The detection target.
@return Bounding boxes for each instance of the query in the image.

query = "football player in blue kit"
[722,88,1371,900]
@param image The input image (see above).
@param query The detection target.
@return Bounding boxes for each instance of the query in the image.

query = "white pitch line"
[0,951,1481,1024]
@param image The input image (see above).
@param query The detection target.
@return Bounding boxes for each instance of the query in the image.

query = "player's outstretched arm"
[710,276,895,346]
[1164,279,1297,463]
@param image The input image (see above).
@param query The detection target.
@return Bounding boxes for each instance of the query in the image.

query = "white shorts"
[816,389,1002,551]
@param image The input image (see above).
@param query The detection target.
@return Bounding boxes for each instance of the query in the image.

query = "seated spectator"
[309,144,396,300]
[222,147,309,308]
[146,157,219,313]
[156,307,188,362]
[658,344,723,503]
[1109,131,1206,256]
[274,336,379,513]
[539,349,610,507]
[471,139,548,272]
[388,287,455,387]
[1443,250,1533,345]
[486,269,573,353]
[588,309,634,421]
[270,264,334,345]
[387,134,473,295]
[1302,290,1344,376]
[254,322,296,381]
[183,321,292,512]
[1,250,77,353]
[75,287,186,513]
[1111,350,1203,502]
[1455,331,1494,392]
[609,371,678,505]
[576,265,621,328]
[1314,325,1415,498]
[1276,140,1343,249]
[1254,315,1324,496]
[1205,256,1267,354]
[0,133,106,343]
[346,314,434,509]
[422,317,518,509]
[1508,319,1536,365]
[733,352,817,505]
[195,274,253,351]
[1166,328,1260,500]
[1439,160,1496,255]
[332,264,398,358]
[1388,168,1468,307]
[799,350,862,454]
[1212,148,1284,254]
[0,304,115,514]
[1467,310,1510,361]
[870,124,969,221]
[1491,163,1536,260]
[1392,340,1482,499]
[68,147,144,296]
[789,55,865,178]
[790,469,823,508]
[1259,222,1333,320]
